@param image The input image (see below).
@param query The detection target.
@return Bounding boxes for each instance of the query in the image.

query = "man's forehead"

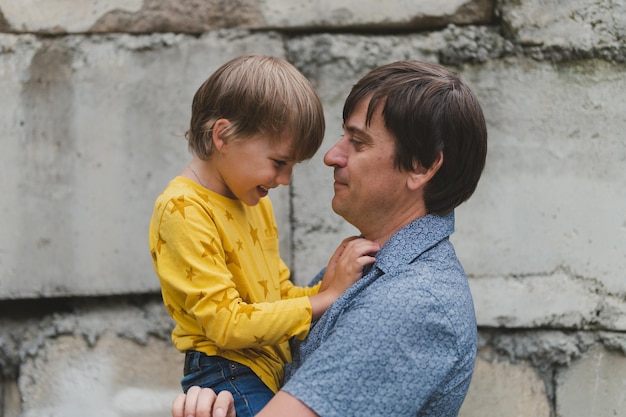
[344,104,391,143]
[343,123,371,139]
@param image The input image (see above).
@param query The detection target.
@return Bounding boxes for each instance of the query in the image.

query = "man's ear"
[211,119,231,153]
[407,151,443,191]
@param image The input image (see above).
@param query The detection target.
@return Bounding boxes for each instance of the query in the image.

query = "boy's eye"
[272,159,287,166]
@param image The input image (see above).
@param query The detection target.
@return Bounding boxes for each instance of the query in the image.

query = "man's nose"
[324,140,346,167]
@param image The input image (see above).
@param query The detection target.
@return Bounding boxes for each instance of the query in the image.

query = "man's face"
[323,98,410,235]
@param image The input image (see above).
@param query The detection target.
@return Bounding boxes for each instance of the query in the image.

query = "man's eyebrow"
[342,123,373,141]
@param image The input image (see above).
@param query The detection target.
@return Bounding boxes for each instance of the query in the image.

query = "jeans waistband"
[184,350,250,377]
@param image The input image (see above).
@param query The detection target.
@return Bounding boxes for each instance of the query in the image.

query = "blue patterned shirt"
[283,213,477,417]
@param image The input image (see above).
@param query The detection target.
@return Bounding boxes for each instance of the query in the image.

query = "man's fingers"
[172,386,219,417]
[172,393,187,417]
[185,386,202,417]
[195,388,217,417]
[213,390,236,417]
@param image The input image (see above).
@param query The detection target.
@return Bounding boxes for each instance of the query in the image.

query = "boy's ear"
[407,151,443,191]
[211,119,231,152]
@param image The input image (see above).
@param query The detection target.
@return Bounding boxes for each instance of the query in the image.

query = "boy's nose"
[277,175,291,186]
[276,167,292,185]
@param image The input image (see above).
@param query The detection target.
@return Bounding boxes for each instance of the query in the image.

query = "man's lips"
[333,179,348,190]
[333,174,348,187]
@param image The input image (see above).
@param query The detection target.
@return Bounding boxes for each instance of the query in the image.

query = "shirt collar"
[371,212,455,275]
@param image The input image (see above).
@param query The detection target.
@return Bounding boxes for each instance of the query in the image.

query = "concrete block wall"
[0,0,624,416]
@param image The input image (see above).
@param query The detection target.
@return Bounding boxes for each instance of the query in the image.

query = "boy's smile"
[212,132,296,206]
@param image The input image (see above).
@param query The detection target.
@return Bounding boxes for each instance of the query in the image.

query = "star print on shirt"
[224,249,241,268]
[254,335,267,345]
[185,291,205,307]
[264,225,278,238]
[166,303,176,316]
[225,210,234,221]
[237,303,261,320]
[185,266,196,281]
[211,292,232,313]
[170,195,193,218]
[200,238,219,262]
[257,279,269,298]
[249,223,259,245]
[196,191,209,203]
[168,305,190,322]
[155,234,166,255]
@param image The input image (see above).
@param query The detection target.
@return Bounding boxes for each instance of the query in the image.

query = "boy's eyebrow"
[276,150,296,162]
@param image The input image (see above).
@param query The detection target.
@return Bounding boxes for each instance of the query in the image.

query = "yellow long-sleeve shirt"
[149,177,320,392]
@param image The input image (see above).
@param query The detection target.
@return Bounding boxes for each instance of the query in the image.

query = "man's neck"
[362,206,427,246]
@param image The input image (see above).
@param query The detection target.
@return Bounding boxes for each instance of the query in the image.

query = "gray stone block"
[0,0,493,34]
[459,349,550,417]
[0,32,285,298]
[556,345,626,417]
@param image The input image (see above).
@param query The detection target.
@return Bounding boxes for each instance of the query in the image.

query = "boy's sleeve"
[154,194,313,349]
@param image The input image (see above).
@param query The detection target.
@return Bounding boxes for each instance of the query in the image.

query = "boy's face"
[216,133,296,206]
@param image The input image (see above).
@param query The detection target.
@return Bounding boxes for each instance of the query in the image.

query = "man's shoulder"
[378,213,456,267]
[380,235,463,286]
[359,240,474,326]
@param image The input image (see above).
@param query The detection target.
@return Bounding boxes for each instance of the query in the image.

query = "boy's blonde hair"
[186,54,325,162]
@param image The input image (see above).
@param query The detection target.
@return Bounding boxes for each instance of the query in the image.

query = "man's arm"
[257,391,319,417]
[171,388,318,417]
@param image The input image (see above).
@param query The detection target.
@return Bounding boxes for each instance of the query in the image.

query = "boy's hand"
[320,236,379,294]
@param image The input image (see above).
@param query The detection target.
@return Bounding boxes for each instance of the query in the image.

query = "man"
[172,60,488,417]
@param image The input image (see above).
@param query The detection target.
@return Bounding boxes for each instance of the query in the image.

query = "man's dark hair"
[343,60,488,215]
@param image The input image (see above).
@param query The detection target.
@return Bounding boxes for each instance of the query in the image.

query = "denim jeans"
[181,351,274,417]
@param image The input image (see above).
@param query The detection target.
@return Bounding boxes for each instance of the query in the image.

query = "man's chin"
[331,199,346,217]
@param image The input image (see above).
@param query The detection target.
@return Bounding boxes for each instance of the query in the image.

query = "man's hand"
[172,386,236,417]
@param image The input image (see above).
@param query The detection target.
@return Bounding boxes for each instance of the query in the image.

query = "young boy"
[149,55,378,417]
